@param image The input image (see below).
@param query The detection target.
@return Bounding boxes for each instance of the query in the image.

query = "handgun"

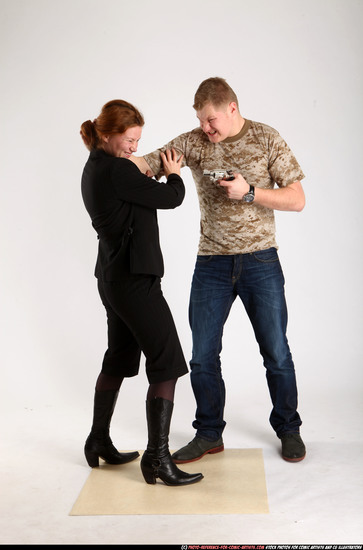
[203,169,235,182]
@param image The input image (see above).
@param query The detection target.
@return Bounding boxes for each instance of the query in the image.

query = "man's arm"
[131,132,191,179]
[219,174,305,212]
[130,155,154,176]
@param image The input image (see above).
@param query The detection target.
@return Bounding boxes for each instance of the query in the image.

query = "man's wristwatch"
[242,185,255,203]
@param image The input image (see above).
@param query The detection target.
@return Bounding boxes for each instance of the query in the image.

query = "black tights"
[96,372,177,402]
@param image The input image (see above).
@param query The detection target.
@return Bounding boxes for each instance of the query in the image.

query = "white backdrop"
[1,0,362,447]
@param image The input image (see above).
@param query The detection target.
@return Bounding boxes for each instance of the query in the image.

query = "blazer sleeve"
[111,158,185,210]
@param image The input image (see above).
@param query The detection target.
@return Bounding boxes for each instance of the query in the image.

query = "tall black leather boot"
[84,389,139,467]
[140,397,203,486]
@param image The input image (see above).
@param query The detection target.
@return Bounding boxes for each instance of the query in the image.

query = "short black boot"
[141,397,203,486]
[84,389,139,467]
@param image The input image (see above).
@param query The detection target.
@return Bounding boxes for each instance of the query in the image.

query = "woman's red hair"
[80,99,145,151]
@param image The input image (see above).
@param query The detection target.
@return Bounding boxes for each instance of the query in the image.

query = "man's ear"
[229,101,238,115]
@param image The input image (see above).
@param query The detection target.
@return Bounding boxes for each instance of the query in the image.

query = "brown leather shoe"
[281,433,306,462]
[171,436,224,464]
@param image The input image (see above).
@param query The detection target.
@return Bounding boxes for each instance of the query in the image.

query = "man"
[132,77,306,463]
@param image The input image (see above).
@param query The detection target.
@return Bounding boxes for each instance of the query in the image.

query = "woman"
[80,99,203,486]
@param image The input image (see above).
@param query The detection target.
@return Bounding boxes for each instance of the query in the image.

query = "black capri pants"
[97,275,188,384]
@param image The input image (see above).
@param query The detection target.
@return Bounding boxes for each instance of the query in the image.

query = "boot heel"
[141,453,157,484]
[141,465,157,484]
[85,449,99,468]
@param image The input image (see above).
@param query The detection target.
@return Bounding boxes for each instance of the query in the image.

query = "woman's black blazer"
[81,149,185,280]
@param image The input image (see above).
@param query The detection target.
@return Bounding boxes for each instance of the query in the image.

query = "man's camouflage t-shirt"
[144,119,305,255]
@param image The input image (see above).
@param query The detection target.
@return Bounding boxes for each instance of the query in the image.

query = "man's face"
[196,102,236,143]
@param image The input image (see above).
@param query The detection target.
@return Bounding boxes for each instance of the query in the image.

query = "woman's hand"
[160,148,184,177]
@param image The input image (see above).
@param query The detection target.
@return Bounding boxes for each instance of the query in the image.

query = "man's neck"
[231,114,245,138]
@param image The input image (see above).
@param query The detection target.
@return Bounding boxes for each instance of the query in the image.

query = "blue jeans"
[189,248,302,440]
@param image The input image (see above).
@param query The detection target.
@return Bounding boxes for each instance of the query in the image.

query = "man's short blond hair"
[193,77,239,111]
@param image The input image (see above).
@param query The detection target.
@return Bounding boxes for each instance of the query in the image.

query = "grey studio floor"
[1,381,362,547]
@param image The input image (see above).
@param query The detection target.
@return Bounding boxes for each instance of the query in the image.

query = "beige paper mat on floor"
[70,448,268,515]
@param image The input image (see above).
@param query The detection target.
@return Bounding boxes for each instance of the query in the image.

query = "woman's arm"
[112,154,185,210]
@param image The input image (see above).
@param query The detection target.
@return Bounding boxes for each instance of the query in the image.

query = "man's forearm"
[254,181,305,212]
[220,175,305,212]
[130,155,154,175]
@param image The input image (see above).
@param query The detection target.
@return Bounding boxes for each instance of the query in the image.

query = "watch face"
[243,192,254,203]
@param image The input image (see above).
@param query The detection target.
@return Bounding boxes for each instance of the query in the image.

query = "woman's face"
[103,126,142,158]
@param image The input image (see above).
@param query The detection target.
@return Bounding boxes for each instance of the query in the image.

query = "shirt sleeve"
[267,130,305,187]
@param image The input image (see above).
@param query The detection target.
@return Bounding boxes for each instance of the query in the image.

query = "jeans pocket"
[196,255,214,264]
[252,247,279,263]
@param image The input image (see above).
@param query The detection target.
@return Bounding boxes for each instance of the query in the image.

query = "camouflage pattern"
[144,119,305,255]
